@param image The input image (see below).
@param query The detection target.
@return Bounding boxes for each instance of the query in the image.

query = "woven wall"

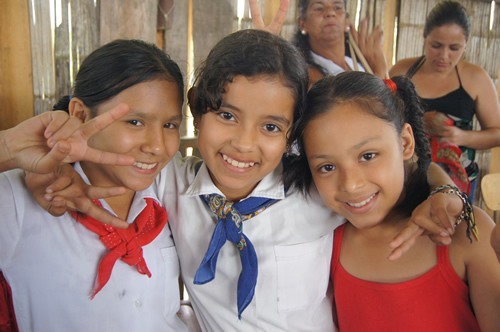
[27,0,499,117]
[397,0,499,80]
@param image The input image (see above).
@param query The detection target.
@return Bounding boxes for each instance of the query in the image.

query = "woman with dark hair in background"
[390,1,500,201]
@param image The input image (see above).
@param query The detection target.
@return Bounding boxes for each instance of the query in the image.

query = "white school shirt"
[310,51,366,76]
[157,153,345,331]
[0,164,187,332]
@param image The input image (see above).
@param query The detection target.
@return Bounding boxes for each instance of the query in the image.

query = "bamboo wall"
[0,0,498,211]
[1,0,499,127]
[397,0,499,79]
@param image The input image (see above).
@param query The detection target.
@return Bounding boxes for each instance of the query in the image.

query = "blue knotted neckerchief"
[194,194,279,319]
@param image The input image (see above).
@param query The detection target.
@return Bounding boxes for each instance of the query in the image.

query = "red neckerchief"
[70,198,167,298]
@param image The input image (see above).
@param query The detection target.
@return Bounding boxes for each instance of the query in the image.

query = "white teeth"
[222,154,255,169]
[134,162,157,170]
[346,194,375,208]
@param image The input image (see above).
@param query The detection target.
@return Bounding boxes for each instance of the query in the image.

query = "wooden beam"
[0,0,33,130]
[383,0,398,66]
[100,0,158,45]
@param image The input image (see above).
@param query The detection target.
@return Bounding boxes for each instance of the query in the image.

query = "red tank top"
[331,224,480,331]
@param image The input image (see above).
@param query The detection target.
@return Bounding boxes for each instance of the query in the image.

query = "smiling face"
[423,23,467,73]
[299,0,347,45]
[78,79,182,193]
[303,102,415,229]
[196,75,295,201]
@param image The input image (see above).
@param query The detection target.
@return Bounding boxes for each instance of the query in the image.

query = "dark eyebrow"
[127,110,183,122]
[308,136,381,161]
[220,102,291,127]
[168,114,183,122]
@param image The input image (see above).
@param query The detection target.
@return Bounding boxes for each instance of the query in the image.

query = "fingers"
[76,201,129,229]
[46,179,129,228]
[388,222,423,260]
[35,141,72,172]
[77,103,130,141]
[357,18,368,50]
[429,193,460,231]
[72,104,135,165]
[83,147,135,166]
[25,171,66,216]
[46,196,69,217]
[268,0,289,35]
[371,25,384,46]
[411,212,451,237]
[410,197,452,235]
[249,0,288,35]
[249,0,265,29]
[42,111,71,139]
[46,116,84,148]
[428,234,452,246]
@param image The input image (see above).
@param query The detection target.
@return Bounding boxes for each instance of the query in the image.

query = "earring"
[301,30,307,35]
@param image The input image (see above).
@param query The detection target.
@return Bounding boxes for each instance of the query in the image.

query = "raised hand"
[349,18,388,79]
[46,103,135,166]
[25,164,130,228]
[249,0,289,35]
[1,103,134,173]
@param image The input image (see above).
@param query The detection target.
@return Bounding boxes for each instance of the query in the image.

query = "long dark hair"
[53,39,184,116]
[189,29,308,144]
[284,72,431,215]
[424,1,470,40]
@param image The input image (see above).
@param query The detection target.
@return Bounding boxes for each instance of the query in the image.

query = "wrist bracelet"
[428,184,479,242]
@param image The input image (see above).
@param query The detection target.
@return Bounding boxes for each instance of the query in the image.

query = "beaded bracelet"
[428,184,479,242]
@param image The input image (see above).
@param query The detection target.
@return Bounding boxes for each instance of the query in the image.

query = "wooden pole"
[100,0,158,45]
[383,0,398,66]
[0,0,33,129]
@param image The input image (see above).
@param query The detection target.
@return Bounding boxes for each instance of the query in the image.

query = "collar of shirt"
[182,161,286,201]
[72,162,161,224]
[310,51,365,75]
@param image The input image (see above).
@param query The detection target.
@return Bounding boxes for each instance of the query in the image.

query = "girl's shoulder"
[389,57,421,77]
[449,206,496,267]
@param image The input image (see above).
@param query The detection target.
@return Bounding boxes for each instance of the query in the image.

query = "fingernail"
[440,231,449,237]
[447,228,454,235]
[44,194,53,201]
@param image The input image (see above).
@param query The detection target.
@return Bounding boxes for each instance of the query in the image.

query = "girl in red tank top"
[285,71,500,331]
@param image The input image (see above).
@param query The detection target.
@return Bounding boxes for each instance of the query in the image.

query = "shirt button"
[134,299,142,308]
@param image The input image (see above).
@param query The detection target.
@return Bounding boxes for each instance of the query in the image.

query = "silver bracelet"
[428,184,479,242]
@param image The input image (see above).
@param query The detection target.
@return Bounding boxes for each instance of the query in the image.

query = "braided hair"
[284,71,431,215]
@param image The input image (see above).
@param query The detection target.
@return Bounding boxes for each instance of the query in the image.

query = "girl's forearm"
[427,162,455,188]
